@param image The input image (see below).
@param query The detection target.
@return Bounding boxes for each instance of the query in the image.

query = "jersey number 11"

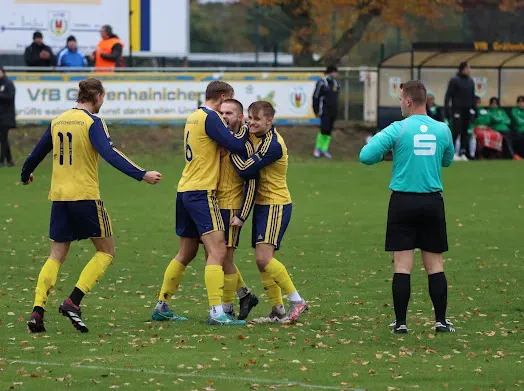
[58,132,73,165]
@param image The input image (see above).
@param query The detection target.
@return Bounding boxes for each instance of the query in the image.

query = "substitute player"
[21,78,162,333]
[152,81,249,326]
[230,101,308,324]
[216,99,259,320]
[359,80,455,334]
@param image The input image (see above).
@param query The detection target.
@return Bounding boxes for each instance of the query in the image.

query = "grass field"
[0,156,523,391]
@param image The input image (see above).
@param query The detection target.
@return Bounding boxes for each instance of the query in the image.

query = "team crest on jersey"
[48,11,70,38]
[289,87,307,113]
[473,77,488,98]
[388,77,402,98]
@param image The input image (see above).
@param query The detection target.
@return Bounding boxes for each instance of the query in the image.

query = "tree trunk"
[280,1,315,66]
[319,8,381,66]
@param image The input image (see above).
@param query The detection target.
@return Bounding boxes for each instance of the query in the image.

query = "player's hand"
[230,216,244,227]
[143,171,162,184]
[23,174,34,185]
[219,146,228,157]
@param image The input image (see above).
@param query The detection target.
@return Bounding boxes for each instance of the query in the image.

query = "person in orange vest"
[92,25,124,70]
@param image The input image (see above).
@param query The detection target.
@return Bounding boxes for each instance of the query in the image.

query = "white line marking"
[3,359,364,390]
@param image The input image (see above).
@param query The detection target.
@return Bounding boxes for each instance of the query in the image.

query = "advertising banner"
[10,72,323,125]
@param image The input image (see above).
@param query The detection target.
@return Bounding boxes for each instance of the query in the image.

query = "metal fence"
[3,66,378,123]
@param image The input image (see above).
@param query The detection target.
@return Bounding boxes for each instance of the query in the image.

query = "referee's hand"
[143,171,162,184]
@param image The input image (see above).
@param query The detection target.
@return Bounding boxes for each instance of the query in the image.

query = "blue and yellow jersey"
[230,127,292,205]
[21,108,146,201]
[177,107,249,193]
[216,126,257,221]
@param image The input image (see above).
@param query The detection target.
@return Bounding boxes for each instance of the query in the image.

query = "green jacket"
[474,107,491,127]
[489,107,511,132]
[510,107,524,132]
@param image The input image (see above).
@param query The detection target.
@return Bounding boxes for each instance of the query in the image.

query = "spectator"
[487,97,521,159]
[510,96,524,133]
[0,66,16,167]
[426,92,444,122]
[510,96,524,156]
[312,65,339,159]
[57,36,88,68]
[92,25,124,71]
[471,96,502,159]
[444,61,476,161]
[24,31,55,68]
[488,97,511,131]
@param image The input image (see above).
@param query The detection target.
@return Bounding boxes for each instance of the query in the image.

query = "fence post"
[344,69,350,121]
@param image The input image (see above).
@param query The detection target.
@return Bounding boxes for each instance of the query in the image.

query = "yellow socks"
[75,252,113,294]
[235,264,246,291]
[264,258,297,296]
[205,265,224,307]
[33,258,61,309]
[158,259,186,302]
[260,271,283,306]
[223,272,238,305]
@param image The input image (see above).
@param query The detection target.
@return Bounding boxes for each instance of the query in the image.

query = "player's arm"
[230,136,283,179]
[21,125,53,183]
[359,123,400,165]
[236,140,257,222]
[205,112,249,155]
[312,80,324,116]
[89,119,146,181]
[442,125,455,167]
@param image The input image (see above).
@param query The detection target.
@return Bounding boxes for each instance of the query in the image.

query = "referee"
[360,80,456,334]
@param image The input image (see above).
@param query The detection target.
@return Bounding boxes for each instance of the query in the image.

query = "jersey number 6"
[413,134,436,156]
[58,132,73,165]
[185,131,193,162]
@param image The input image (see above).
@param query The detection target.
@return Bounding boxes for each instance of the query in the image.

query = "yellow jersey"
[21,108,146,201]
[216,128,256,220]
[177,107,249,193]
[230,127,292,205]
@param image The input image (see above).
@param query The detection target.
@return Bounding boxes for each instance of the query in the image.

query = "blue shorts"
[221,209,242,248]
[252,203,292,250]
[50,200,113,243]
[176,190,224,238]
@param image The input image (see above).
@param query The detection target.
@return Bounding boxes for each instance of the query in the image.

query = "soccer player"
[312,65,339,159]
[21,78,162,333]
[215,98,259,319]
[229,101,308,324]
[152,81,249,326]
[359,80,455,334]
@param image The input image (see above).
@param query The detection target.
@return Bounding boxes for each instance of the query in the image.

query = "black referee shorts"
[385,191,448,253]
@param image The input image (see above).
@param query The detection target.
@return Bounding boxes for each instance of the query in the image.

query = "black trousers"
[0,127,13,164]
[451,108,471,156]
[320,113,336,136]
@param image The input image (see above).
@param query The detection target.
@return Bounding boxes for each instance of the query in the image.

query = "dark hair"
[459,61,469,72]
[33,31,43,40]
[325,65,338,74]
[223,98,243,113]
[67,35,76,43]
[77,78,105,104]
[400,80,427,106]
[489,96,499,106]
[205,81,234,101]
[248,101,276,118]
[517,96,524,103]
